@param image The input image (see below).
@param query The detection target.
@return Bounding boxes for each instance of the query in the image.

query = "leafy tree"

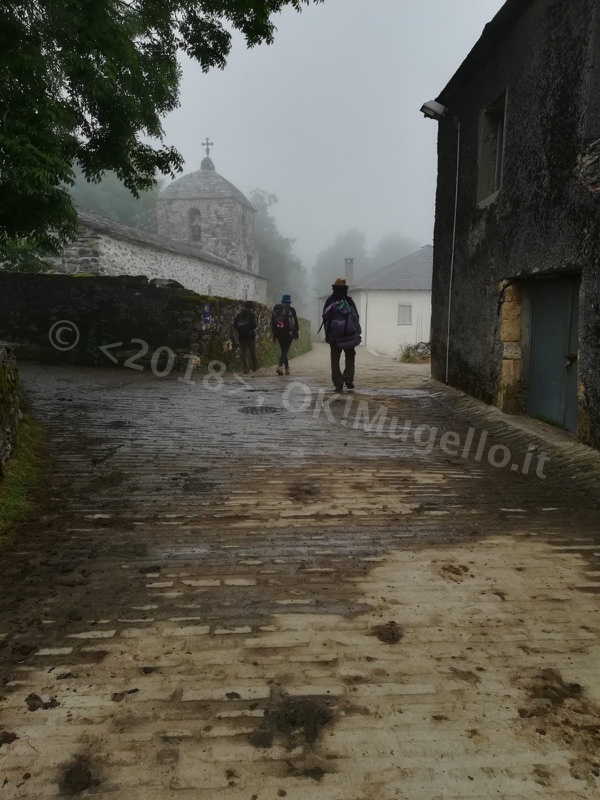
[251,190,309,317]
[69,168,161,231]
[313,228,369,296]
[0,0,324,258]
[0,237,53,273]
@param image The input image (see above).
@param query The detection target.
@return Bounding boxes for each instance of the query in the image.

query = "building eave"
[351,286,432,293]
[437,0,532,103]
[76,209,260,280]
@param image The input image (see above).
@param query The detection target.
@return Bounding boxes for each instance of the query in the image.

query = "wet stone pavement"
[1,344,600,799]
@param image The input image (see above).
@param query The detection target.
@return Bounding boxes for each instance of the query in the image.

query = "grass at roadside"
[0,415,47,542]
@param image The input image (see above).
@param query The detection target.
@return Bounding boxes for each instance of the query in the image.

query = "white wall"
[356,290,431,357]
[98,235,266,302]
[57,220,267,303]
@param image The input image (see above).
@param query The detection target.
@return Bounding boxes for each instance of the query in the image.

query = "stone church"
[57,143,266,302]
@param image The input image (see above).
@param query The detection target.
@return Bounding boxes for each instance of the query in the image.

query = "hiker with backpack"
[271,294,299,375]
[233,301,259,374]
[321,278,361,392]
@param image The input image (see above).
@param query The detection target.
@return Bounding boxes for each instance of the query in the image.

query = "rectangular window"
[397,304,412,325]
[477,91,506,203]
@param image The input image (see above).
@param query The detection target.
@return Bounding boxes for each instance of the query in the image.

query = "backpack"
[322,298,362,349]
[272,304,296,335]
[234,309,254,336]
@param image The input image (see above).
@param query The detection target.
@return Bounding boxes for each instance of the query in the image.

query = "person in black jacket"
[271,294,299,375]
[234,301,259,374]
[322,278,359,392]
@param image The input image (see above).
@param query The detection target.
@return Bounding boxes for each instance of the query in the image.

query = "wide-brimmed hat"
[281,294,292,303]
[333,278,347,286]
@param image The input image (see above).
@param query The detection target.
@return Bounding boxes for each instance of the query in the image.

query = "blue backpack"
[322,298,361,349]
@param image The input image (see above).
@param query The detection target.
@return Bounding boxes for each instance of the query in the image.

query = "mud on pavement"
[0,349,599,799]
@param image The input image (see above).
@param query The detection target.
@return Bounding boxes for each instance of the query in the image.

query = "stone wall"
[432,0,600,448]
[0,346,20,477]
[55,211,266,303]
[0,274,311,371]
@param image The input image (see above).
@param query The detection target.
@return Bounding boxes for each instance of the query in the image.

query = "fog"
[162,0,506,269]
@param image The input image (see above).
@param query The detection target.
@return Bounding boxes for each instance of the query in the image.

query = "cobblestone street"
[1,344,600,799]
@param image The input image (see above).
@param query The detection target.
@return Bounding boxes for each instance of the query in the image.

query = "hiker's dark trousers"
[330,344,355,388]
[239,337,259,372]
[276,334,293,368]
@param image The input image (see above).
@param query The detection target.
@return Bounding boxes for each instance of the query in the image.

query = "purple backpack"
[323,298,362,349]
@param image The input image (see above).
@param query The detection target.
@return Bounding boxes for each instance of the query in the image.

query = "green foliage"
[251,189,310,317]
[0,0,324,259]
[69,167,161,231]
[0,237,53,273]
[0,415,48,542]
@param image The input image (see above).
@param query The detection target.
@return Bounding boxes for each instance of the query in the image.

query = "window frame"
[188,207,202,242]
[477,90,507,206]
[397,303,413,326]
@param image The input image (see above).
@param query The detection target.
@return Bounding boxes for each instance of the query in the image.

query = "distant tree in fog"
[313,229,421,295]
[369,231,420,270]
[251,190,309,317]
[313,229,369,296]
[69,169,161,232]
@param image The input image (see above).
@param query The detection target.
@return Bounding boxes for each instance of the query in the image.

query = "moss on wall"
[0,414,47,544]
[0,348,20,476]
[0,274,312,372]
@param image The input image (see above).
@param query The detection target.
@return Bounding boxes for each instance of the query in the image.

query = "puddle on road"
[249,695,335,749]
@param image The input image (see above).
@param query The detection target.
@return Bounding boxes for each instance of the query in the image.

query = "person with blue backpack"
[271,294,299,375]
[321,278,361,392]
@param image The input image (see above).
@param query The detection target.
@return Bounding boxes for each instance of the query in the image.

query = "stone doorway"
[497,275,581,434]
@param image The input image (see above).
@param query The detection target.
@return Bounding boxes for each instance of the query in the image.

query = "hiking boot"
[345,382,354,390]
[285,367,290,375]
[243,369,249,375]
[276,366,284,375]
[334,385,344,393]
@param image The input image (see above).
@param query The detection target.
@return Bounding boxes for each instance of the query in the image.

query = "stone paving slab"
[0,346,599,798]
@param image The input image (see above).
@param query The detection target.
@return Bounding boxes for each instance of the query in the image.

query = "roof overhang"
[438,0,531,103]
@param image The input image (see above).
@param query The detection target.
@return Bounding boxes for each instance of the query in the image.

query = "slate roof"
[353,245,433,292]
[160,158,255,211]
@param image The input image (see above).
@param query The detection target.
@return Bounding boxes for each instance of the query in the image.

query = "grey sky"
[162,0,505,268]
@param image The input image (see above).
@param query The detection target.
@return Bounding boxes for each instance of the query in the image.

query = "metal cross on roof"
[202,138,214,157]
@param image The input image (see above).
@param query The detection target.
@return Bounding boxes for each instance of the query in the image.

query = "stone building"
[157,145,259,275]
[428,0,600,448]
[56,143,266,302]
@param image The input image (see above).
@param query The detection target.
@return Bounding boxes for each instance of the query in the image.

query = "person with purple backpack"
[321,278,361,392]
